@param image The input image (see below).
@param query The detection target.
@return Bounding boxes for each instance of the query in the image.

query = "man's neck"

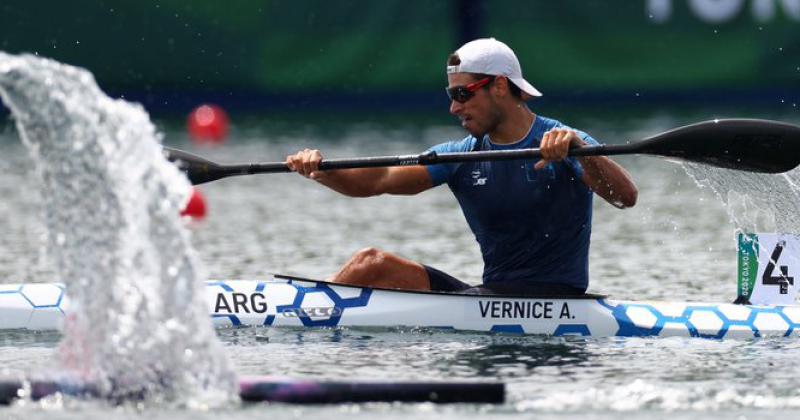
[487,103,536,144]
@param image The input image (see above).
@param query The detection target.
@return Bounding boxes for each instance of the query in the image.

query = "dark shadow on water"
[216,326,597,379]
[445,336,594,378]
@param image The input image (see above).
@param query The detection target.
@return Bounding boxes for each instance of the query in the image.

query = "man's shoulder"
[536,114,570,131]
[536,115,599,146]
[536,114,561,127]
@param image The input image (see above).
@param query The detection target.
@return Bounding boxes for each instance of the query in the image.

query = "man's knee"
[350,247,387,267]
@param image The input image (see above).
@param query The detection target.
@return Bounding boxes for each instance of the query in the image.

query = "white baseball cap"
[447,38,542,98]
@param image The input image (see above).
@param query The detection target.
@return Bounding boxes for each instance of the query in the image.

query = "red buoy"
[181,187,207,219]
[187,104,229,145]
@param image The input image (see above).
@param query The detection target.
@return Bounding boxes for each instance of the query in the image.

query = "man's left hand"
[534,128,586,170]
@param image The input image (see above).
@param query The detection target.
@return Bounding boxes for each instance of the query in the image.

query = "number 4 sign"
[738,233,800,305]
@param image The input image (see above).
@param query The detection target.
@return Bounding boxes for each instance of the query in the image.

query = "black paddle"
[165,119,800,185]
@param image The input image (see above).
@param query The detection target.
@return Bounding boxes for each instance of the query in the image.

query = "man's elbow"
[620,185,638,208]
[604,184,638,209]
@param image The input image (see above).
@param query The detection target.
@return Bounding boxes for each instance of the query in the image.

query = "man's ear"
[492,76,510,98]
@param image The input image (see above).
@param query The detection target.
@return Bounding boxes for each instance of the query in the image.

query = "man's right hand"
[286,149,324,180]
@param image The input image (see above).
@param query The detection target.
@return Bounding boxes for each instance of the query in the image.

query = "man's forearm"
[578,156,638,208]
[312,167,389,197]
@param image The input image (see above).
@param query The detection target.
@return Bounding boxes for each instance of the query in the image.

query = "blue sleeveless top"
[426,115,598,290]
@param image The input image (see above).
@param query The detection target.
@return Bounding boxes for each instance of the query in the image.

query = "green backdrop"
[1,0,798,110]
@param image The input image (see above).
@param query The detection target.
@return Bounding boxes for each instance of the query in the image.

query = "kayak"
[2,275,798,338]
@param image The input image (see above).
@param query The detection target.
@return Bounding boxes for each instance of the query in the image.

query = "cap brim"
[510,77,542,99]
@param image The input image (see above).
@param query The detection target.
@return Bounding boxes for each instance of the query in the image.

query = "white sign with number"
[749,233,800,305]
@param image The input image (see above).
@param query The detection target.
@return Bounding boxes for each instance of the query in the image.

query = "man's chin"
[462,117,494,138]
[463,124,486,138]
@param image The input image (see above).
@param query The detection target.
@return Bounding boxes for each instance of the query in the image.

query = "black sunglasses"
[445,76,495,103]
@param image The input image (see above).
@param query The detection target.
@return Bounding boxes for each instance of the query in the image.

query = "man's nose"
[449,99,463,115]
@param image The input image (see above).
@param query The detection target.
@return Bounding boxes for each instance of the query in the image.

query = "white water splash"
[682,163,800,235]
[0,53,236,401]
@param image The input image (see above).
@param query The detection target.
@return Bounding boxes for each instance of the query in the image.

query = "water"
[2,57,800,417]
[0,53,236,401]
[684,163,800,234]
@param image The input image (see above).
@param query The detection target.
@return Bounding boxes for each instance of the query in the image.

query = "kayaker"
[286,38,638,295]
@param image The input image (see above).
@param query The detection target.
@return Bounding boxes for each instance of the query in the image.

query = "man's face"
[447,73,501,138]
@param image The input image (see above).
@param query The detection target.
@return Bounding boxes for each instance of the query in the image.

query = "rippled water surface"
[1,112,800,418]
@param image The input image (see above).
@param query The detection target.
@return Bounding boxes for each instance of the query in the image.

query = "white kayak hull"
[2,276,799,338]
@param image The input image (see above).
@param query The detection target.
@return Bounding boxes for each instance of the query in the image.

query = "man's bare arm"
[576,155,638,208]
[286,149,433,197]
[535,129,638,208]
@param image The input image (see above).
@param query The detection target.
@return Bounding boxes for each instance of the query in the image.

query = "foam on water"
[513,378,800,412]
[0,53,236,401]
[683,163,800,235]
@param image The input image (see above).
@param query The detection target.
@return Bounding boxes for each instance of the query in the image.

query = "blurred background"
[1,0,799,290]
[1,0,798,121]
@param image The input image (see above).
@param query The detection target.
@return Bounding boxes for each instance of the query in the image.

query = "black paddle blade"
[637,119,800,173]
[162,147,227,184]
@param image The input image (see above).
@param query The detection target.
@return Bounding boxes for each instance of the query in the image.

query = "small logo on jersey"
[471,170,487,186]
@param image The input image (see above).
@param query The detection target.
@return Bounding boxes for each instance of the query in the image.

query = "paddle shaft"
[165,119,800,184]
[215,144,631,173]
[167,144,639,184]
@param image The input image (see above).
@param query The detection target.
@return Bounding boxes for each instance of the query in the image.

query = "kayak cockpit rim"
[271,273,608,300]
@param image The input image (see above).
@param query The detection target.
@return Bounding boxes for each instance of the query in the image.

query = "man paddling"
[286,38,638,295]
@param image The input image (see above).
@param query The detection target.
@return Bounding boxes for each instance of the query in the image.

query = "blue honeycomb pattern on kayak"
[275,280,372,327]
[598,299,799,338]
[553,324,591,336]
[491,324,591,336]
[490,324,524,334]
[0,284,66,312]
